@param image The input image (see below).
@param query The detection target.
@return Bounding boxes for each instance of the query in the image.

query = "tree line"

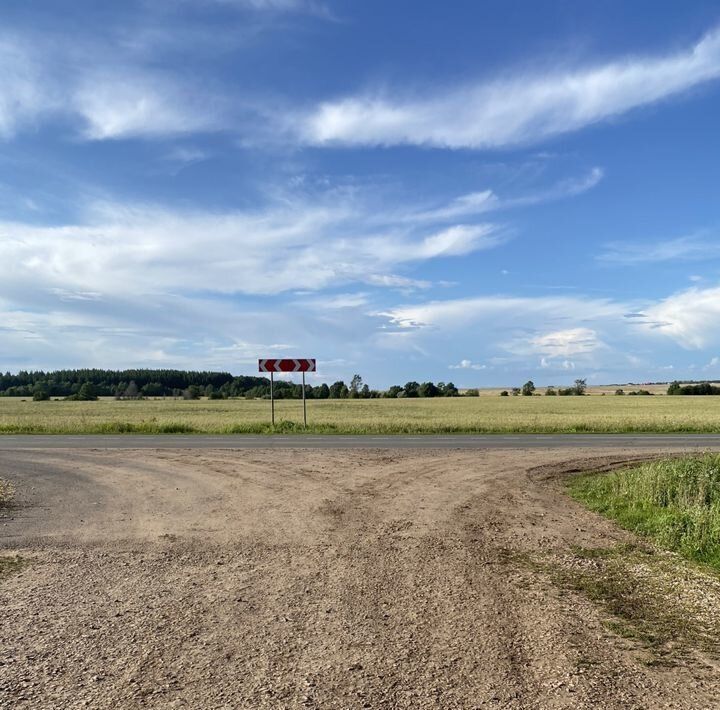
[667,381,720,395]
[0,369,465,401]
[500,379,587,396]
[0,369,237,398]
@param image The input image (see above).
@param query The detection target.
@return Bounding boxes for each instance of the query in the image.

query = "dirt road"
[1,447,719,709]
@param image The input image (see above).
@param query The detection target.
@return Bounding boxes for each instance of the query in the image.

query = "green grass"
[3,394,720,434]
[569,455,720,570]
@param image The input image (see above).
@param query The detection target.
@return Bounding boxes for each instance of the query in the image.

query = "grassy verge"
[555,455,720,660]
[568,455,720,570]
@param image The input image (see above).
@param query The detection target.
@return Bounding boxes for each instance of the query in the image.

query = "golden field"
[1,394,720,434]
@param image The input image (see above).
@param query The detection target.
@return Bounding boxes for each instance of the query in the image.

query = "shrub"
[465,388,479,397]
[499,390,509,396]
[65,382,98,401]
[441,382,459,397]
[32,383,50,401]
[183,385,202,400]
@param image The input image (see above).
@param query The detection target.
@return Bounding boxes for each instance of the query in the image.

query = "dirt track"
[1,447,719,709]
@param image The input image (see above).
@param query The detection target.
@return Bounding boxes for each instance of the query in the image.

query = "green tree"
[574,378,587,396]
[667,381,681,395]
[76,382,98,401]
[32,382,50,401]
[385,385,403,398]
[442,382,459,397]
[349,374,363,397]
[329,381,349,399]
[183,385,202,400]
[521,380,536,396]
[419,382,440,397]
[313,383,330,399]
[141,382,164,397]
[545,387,557,396]
[403,381,420,398]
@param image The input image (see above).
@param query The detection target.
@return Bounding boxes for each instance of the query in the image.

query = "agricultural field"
[2,393,720,434]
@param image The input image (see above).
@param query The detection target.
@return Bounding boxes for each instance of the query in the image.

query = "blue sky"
[2,0,720,387]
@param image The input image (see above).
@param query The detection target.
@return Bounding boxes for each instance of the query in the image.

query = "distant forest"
[0,369,461,401]
[6,369,718,400]
[667,381,720,395]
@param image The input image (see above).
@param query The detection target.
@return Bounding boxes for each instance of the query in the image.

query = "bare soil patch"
[1,446,719,709]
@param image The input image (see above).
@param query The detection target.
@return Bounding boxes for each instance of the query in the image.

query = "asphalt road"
[2,434,720,449]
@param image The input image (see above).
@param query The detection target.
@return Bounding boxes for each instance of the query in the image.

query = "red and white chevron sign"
[258,358,316,373]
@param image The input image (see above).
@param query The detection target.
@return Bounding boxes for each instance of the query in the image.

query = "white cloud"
[378,295,625,331]
[376,295,632,371]
[642,286,720,349]
[0,193,504,300]
[408,168,603,223]
[540,357,576,370]
[376,285,720,369]
[598,234,720,264]
[192,0,330,14]
[298,292,370,310]
[363,274,431,290]
[449,359,487,370]
[530,327,601,357]
[299,28,720,149]
[0,34,228,141]
[415,224,504,259]
[0,291,314,372]
[74,72,226,140]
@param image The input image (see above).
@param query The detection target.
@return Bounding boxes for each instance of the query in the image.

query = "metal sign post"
[302,371,307,427]
[270,371,274,426]
[259,359,316,428]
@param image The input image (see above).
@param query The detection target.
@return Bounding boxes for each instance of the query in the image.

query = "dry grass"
[0,478,13,506]
[2,395,720,433]
[545,543,720,662]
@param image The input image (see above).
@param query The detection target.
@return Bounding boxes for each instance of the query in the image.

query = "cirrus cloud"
[299,28,720,149]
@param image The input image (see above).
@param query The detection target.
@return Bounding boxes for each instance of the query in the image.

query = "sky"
[2,0,720,387]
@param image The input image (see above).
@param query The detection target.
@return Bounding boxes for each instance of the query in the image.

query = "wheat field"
[1,395,720,434]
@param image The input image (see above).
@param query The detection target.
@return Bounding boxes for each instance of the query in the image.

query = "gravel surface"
[1,447,719,709]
